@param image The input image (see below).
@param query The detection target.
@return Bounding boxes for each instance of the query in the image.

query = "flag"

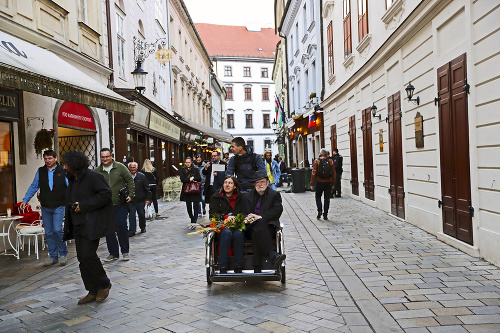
[275,95,285,126]
[308,114,317,128]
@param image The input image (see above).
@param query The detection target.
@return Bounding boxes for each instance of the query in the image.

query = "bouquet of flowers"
[188,213,247,236]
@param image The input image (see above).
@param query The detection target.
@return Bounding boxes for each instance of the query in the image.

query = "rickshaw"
[204,222,286,284]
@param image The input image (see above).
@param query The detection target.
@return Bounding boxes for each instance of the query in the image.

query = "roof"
[195,23,280,59]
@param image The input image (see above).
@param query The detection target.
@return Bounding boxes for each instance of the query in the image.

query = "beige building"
[321,0,500,265]
[169,0,212,127]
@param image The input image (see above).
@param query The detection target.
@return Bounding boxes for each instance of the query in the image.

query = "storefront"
[287,110,324,168]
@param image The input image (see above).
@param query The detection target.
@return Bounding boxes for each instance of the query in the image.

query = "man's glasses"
[255,180,267,186]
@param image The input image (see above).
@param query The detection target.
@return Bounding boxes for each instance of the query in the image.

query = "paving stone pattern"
[0,192,499,332]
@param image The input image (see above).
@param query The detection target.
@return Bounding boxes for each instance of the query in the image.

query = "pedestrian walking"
[243,170,286,273]
[62,150,113,305]
[179,157,202,229]
[223,152,230,163]
[127,162,151,236]
[331,148,343,198]
[141,159,160,216]
[194,155,207,216]
[263,150,280,190]
[20,149,68,266]
[225,137,266,192]
[209,175,244,274]
[310,148,336,220]
[202,150,227,205]
[278,157,290,186]
[95,148,135,262]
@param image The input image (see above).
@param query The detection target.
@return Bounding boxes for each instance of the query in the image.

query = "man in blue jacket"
[263,150,281,190]
[225,137,266,192]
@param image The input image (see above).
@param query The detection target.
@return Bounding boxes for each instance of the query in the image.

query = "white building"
[210,75,225,130]
[196,24,280,156]
[320,0,500,266]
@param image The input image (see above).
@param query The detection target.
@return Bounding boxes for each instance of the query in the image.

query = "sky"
[183,0,275,29]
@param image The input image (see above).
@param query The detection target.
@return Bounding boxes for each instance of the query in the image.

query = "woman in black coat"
[209,175,245,273]
[179,157,202,228]
[62,150,114,305]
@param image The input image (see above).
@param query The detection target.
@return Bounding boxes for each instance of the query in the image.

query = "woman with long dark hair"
[179,157,202,229]
[209,175,244,273]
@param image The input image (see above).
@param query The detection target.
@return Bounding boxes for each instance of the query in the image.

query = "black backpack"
[317,159,333,178]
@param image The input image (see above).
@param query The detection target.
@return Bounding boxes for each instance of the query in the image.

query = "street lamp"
[371,103,381,120]
[272,119,278,133]
[405,82,420,105]
[131,60,148,94]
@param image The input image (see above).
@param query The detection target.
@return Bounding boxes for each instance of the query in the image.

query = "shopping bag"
[145,204,155,220]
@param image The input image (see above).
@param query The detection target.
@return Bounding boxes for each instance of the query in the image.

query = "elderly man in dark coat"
[243,170,286,273]
[62,150,115,305]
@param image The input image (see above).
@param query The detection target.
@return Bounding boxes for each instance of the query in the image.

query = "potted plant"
[309,92,316,100]
[34,129,55,159]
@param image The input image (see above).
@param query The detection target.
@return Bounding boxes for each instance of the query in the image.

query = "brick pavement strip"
[1,193,500,332]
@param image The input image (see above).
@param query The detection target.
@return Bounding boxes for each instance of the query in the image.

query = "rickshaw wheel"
[280,266,286,284]
[206,267,212,285]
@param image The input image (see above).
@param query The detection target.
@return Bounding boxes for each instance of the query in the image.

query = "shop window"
[0,122,14,214]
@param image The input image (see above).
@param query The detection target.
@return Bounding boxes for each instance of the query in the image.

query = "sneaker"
[96,283,112,302]
[77,293,96,305]
[122,253,130,261]
[104,255,119,262]
[59,256,67,266]
[42,259,58,267]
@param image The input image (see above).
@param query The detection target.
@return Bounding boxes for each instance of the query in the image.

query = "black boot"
[317,211,322,220]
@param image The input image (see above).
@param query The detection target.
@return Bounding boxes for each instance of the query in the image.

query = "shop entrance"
[349,115,359,196]
[57,102,97,167]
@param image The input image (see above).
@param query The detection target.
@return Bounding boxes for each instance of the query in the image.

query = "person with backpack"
[225,137,266,192]
[310,148,336,220]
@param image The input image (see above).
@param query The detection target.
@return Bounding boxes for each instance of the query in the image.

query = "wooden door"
[331,124,337,149]
[362,108,375,200]
[349,115,359,196]
[387,92,405,218]
[437,53,473,245]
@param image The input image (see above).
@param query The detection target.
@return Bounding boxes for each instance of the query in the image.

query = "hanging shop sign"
[155,48,173,65]
[58,101,96,131]
[0,89,20,121]
[415,112,424,148]
[149,111,181,141]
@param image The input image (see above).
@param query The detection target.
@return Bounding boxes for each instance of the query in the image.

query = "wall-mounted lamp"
[405,82,420,105]
[131,60,148,94]
[371,104,380,120]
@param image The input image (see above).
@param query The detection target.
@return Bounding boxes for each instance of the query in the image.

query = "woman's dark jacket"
[63,168,115,241]
[131,172,152,203]
[209,191,244,220]
[179,166,202,202]
[243,187,283,228]
[141,168,159,186]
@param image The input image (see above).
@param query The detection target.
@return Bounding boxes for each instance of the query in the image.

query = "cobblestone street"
[1,191,500,332]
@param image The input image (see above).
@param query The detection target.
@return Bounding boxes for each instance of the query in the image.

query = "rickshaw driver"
[244,170,286,273]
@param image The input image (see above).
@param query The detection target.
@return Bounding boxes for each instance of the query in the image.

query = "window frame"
[343,0,352,58]
[225,86,233,100]
[263,114,270,129]
[244,87,252,100]
[245,113,253,128]
[262,87,269,101]
[358,0,369,41]
[116,13,126,79]
[261,67,268,78]
[224,66,232,77]
[327,21,334,76]
[227,114,235,129]
[243,66,251,77]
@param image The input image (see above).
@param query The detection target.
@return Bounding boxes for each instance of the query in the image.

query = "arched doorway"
[57,102,98,167]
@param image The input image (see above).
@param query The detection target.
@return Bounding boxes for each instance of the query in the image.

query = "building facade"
[279,0,324,168]
[320,0,500,265]
[196,24,280,156]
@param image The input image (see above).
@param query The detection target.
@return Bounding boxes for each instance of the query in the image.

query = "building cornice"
[280,0,302,35]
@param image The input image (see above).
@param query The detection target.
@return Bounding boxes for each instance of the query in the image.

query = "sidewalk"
[0,192,499,332]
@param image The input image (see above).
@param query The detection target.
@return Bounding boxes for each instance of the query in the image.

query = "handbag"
[184,181,201,195]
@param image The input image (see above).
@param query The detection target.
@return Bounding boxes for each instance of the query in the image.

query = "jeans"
[280,173,290,185]
[218,228,244,269]
[315,181,332,215]
[333,171,342,197]
[106,204,129,257]
[185,200,201,224]
[74,223,110,294]
[200,184,206,213]
[41,206,67,260]
[128,201,146,233]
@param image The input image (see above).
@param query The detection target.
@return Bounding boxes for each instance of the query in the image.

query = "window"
[247,139,254,150]
[261,68,268,78]
[243,67,251,77]
[263,114,270,128]
[386,0,394,9]
[224,66,232,77]
[155,0,163,22]
[290,34,294,56]
[264,139,272,150]
[245,87,252,100]
[343,0,352,57]
[225,87,233,100]
[227,114,234,128]
[116,13,126,79]
[358,0,368,41]
[262,88,269,101]
[327,21,334,76]
[295,23,299,51]
[79,0,88,23]
[245,114,253,128]
[303,4,307,36]
[310,0,314,22]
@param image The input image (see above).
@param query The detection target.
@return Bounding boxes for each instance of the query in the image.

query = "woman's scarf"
[183,164,194,179]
